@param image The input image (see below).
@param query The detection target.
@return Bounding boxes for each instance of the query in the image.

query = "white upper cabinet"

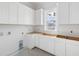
[18,3,25,24]
[70,3,79,24]
[35,9,44,25]
[23,6,35,25]
[0,3,9,24]
[8,3,18,24]
[18,3,35,25]
[58,2,79,24]
[57,3,69,24]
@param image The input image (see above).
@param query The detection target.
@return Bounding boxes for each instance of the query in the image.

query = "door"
[57,2,69,24]
[55,38,66,56]
[6,32,19,56]
[49,37,55,54]
[9,3,18,24]
[70,2,79,24]
[39,35,51,52]
[66,40,79,56]
[0,37,9,56]
[35,9,43,25]
[0,2,9,24]
[18,3,24,24]
[0,35,19,56]
[23,35,35,49]
[34,35,40,47]
[18,3,34,25]
[23,6,34,25]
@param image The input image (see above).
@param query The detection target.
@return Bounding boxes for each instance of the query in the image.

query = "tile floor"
[13,47,55,56]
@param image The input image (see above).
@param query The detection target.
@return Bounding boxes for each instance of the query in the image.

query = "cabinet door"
[66,40,71,56]
[23,35,35,49]
[55,38,66,56]
[39,36,49,52]
[35,35,40,47]
[5,33,19,56]
[6,38,19,56]
[18,3,34,25]
[49,38,55,54]
[57,2,69,24]
[0,36,19,56]
[9,3,18,24]
[23,35,29,48]
[39,36,52,53]
[24,6,34,25]
[18,3,24,24]
[70,3,79,24]
[66,40,79,56]
[35,9,43,25]
[0,37,9,56]
[0,3,9,24]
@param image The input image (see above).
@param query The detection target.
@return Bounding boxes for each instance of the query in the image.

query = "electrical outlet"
[22,32,24,35]
[70,30,73,34]
[8,32,11,35]
[0,32,4,36]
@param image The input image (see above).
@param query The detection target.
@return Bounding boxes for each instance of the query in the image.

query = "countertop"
[27,32,79,41]
[27,32,57,38]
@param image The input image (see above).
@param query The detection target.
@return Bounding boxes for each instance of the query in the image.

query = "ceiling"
[21,2,57,10]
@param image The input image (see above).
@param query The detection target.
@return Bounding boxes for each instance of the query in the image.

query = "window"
[45,9,57,31]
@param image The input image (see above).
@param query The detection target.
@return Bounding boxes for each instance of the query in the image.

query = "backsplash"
[33,25,58,34]
[58,24,79,36]
[0,25,34,37]
[33,24,79,36]
[33,25,44,32]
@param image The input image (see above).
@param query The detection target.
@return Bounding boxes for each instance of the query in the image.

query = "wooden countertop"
[28,32,79,41]
[57,35,79,41]
[27,32,57,38]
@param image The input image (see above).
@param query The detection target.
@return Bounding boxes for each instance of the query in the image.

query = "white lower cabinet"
[0,36,19,56]
[66,40,79,56]
[38,35,55,54]
[54,38,66,56]
[23,34,55,55]
[24,34,66,56]
[23,34,79,56]
[38,36,66,55]
[49,38,55,54]
[35,35,40,47]
[23,35,35,49]
[7,38,19,55]
[0,37,9,56]
[39,35,51,52]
